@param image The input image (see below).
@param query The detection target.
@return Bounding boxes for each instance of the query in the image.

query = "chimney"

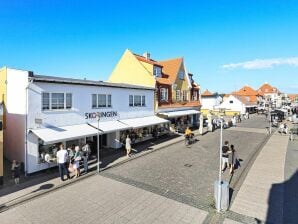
[143,52,150,60]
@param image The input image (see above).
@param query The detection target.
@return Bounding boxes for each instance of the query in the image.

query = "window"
[108,95,112,107]
[134,95,142,106]
[92,94,112,108]
[192,91,198,101]
[98,94,106,107]
[154,66,162,77]
[129,95,133,106]
[179,71,184,79]
[182,91,187,101]
[129,95,146,107]
[42,93,72,110]
[66,93,72,109]
[229,100,234,104]
[160,88,168,101]
[176,90,181,101]
[92,94,97,108]
[42,93,50,110]
[142,96,145,106]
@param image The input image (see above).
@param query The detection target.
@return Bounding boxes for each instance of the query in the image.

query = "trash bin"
[214,180,229,211]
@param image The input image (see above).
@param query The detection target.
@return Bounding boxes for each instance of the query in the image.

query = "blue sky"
[1,0,298,93]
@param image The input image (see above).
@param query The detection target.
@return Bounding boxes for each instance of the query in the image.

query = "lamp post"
[216,118,223,212]
[96,113,100,173]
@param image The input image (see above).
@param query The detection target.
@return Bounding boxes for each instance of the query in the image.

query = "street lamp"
[216,118,223,212]
[96,113,100,173]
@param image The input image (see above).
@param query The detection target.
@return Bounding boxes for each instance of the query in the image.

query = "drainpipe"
[24,80,32,176]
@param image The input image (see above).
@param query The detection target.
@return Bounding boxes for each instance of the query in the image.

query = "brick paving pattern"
[0,175,208,224]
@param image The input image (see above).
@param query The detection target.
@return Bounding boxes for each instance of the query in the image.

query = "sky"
[1,0,298,94]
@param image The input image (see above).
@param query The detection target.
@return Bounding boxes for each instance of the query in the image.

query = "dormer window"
[154,66,162,77]
[179,71,184,79]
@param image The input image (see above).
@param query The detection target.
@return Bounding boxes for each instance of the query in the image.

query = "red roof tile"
[201,89,213,96]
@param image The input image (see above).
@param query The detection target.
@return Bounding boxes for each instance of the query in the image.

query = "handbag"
[68,164,74,173]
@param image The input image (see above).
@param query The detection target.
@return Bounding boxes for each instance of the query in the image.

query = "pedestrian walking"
[228,145,238,175]
[73,146,82,178]
[56,143,70,181]
[11,160,17,179]
[13,161,20,185]
[126,135,132,157]
[221,141,230,173]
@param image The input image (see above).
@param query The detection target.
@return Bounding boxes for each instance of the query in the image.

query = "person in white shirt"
[56,143,70,181]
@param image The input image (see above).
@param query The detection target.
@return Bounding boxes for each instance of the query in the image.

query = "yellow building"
[109,49,201,130]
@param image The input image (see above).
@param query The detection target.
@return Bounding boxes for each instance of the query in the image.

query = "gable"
[108,49,155,88]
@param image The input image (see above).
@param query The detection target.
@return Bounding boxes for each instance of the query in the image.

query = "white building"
[200,89,222,115]
[2,68,169,174]
[217,95,257,115]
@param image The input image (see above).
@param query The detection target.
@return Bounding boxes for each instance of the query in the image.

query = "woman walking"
[73,146,81,178]
[229,145,237,175]
[126,135,132,157]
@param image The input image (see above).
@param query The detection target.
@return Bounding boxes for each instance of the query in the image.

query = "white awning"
[119,116,169,129]
[30,124,100,145]
[89,120,131,134]
[158,109,200,118]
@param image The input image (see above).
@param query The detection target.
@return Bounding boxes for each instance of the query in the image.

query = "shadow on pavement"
[101,133,180,168]
[266,170,298,223]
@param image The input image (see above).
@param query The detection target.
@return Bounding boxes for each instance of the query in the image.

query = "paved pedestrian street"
[0,175,208,224]
[103,115,269,208]
[0,115,289,224]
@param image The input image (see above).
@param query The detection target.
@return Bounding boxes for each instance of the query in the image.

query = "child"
[14,161,20,184]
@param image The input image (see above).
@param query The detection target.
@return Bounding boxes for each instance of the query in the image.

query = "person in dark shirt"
[221,141,230,173]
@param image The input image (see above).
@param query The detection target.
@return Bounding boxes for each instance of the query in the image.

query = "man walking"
[56,143,70,181]
[221,141,230,173]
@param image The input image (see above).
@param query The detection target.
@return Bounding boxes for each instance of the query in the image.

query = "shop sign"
[85,111,118,119]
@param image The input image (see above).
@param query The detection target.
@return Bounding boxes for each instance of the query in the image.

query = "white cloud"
[222,57,298,70]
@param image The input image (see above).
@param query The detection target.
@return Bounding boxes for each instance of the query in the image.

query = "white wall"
[28,82,155,129]
[219,95,245,114]
[4,68,28,165]
[201,96,222,110]
[26,80,155,173]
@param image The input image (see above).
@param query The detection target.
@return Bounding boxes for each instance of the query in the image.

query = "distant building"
[200,89,222,115]
[218,95,257,115]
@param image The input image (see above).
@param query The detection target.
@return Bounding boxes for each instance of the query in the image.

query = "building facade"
[200,89,222,115]
[109,49,201,131]
[1,67,169,174]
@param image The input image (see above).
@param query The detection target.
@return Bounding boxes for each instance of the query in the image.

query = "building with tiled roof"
[288,94,298,103]
[218,95,257,115]
[200,89,222,115]
[257,82,283,107]
[232,85,260,103]
[108,49,201,129]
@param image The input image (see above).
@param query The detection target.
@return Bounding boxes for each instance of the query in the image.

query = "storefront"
[3,68,169,174]
[157,109,200,132]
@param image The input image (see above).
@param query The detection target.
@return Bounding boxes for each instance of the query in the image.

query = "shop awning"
[30,124,100,145]
[88,120,131,134]
[119,116,169,129]
[158,109,200,118]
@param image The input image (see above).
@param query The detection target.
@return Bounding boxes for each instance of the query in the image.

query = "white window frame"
[129,95,146,107]
[92,94,112,109]
[160,88,168,102]
[154,66,162,77]
[176,90,181,101]
[42,92,72,111]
